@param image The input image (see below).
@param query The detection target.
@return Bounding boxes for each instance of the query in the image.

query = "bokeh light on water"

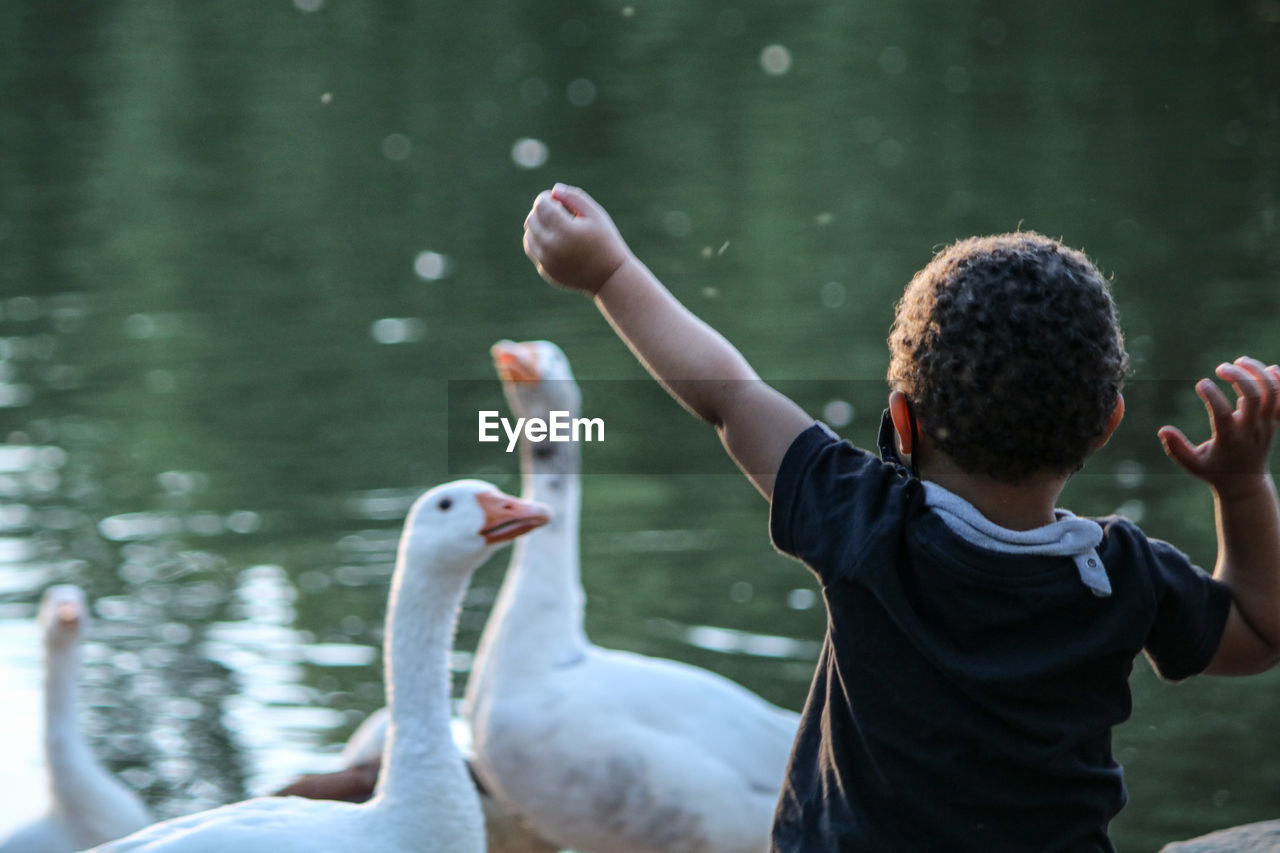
[511,137,550,169]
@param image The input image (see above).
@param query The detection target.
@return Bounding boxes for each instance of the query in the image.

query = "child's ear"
[1094,394,1125,449]
[888,391,917,455]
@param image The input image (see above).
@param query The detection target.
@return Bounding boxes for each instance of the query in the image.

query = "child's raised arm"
[523,184,812,499]
[1159,356,1280,675]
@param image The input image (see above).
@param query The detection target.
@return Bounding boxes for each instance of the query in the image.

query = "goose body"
[464,341,800,853]
[271,709,559,853]
[0,585,151,853]
[85,480,549,853]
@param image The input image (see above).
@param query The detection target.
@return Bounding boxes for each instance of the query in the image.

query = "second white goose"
[464,341,800,853]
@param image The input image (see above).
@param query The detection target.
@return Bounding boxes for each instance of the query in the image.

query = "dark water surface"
[1,2,1278,849]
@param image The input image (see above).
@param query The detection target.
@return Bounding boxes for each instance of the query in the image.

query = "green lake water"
[1,2,1278,849]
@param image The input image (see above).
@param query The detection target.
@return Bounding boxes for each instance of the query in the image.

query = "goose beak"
[476,490,551,544]
[56,602,80,626]
[492,340,540,384]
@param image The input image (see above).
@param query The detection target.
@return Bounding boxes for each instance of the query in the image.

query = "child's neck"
[919,452,1066,532]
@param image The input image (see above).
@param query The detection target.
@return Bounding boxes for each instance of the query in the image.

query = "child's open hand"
[1159,356,1280,497]
[523,184,633,296]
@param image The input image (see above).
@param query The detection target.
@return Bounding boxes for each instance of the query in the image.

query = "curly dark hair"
[887,232,1129,483]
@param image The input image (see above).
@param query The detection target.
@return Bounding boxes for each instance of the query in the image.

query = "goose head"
[401,480,551,573]
[491,339,581,421]
[39,584,89,651]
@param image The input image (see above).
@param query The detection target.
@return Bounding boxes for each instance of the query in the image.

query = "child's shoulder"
[775,420,913,493]
[771,421,920,567]
[1093,513,1190,560]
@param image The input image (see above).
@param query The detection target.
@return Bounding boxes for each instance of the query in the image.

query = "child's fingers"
[1269,365,1280,419]
[1235,356,1275,416]
[1158,425,1205,475]
[1239,356,1280,418]
[522,229,545,267]
[530,189,574,234]
[550,183,597,218]
[1196,376,1235,434]
[524,193,545,233]
[1215,360,1263,421]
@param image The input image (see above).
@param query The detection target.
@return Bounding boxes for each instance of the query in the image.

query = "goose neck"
[43,639,106,803]
[43,639,80,732]
[520,438,581,485]
[473,483,589,675]
[373,549,473,810]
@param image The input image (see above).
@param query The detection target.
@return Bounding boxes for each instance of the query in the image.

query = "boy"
[521,183,1280,852]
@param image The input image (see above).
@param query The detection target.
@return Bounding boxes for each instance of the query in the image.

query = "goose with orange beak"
[465,340,800,853]
[269,482,559,853]
[88,481,550,853]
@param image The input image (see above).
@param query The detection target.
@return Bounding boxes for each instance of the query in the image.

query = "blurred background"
[0,1,1277,849]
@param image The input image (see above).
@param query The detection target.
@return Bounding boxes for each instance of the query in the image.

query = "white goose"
[464,340,801,853]
[83,480,550,853]
[271,708,559,853]
[0,585,152,853]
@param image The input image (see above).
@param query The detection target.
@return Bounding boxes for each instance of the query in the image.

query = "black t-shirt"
[768,424,1232,853]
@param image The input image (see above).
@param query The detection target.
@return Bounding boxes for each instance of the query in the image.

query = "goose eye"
[437,497,453,511]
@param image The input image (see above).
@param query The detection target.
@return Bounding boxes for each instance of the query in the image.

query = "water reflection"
[672,621,820,660]
[0,616,45,826]
[204,565,352,796]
